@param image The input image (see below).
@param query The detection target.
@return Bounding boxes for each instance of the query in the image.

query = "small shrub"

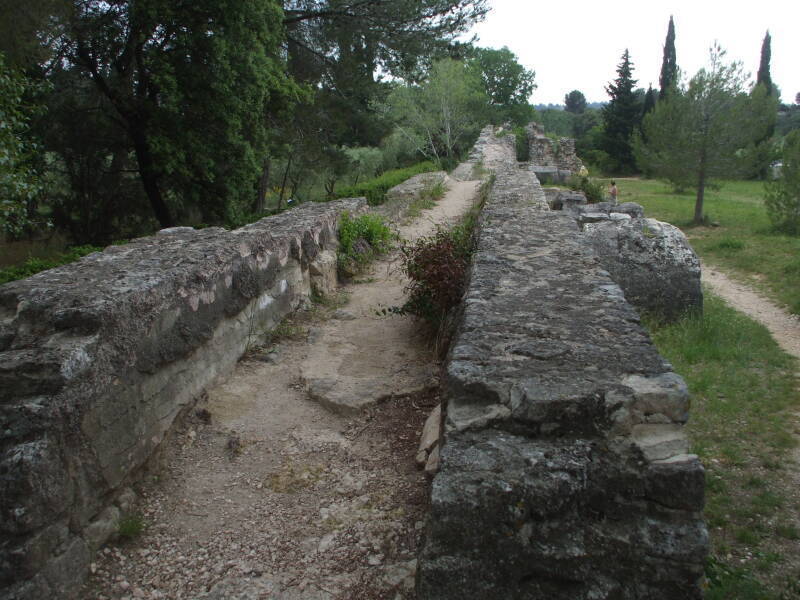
[117,514,145,539]
[566,174,605,203]
[513,126,530,162]
[337,212,393,277]
[765,130,800,235]
[710,237,745,251]
[335,161,438,206]
[400,227,471,328]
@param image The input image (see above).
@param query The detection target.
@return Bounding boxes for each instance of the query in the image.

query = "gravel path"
[82,179,481,600]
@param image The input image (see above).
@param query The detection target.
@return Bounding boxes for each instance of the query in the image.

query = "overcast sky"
[468,0,800,105]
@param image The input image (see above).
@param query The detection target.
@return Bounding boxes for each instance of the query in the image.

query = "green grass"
[615,178,800,315]
[406,179,448,219]
[117,514,145,540]
[645,292,800,598]
[335,161,439,206]
[0,244,102,285]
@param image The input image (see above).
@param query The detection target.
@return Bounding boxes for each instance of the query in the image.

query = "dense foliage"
[0,244,101,285]
[765,130,800,233]
[0,0,499,251]
[564,90,586,114]
[469,46,536,125]
[636,45,777,223]
[0,54,44,237]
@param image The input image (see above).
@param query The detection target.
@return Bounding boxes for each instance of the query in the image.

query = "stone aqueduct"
[0,127,707,599]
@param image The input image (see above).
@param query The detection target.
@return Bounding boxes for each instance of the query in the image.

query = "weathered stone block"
[583,217,703,320]
[417,128,706,600]
[0,199,364,599]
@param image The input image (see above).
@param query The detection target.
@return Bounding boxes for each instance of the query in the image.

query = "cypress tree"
[643,85,657,117]
[757,31,773,95]
[601,49,640,173]
[659,16,677,99]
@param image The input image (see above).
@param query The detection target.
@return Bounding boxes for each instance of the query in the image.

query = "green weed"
[406,179,448,219]
[336,212,393,277]
[117,514,145,540]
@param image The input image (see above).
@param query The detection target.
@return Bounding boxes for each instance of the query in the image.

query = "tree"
[757,31,774,96]
[0,53,44,237]
[564,90,587,114]
[386,59,487,163]
[282,1,489,83]
[636,45,777,224]
[53,1,304,229]
[642,86,657,118]
[659,16,677,99]
[765,130,800,233]
[275,1,489,208]
[469,46,535,125]
[601,49,640,173]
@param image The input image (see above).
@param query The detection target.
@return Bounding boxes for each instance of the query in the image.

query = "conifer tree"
[659,16,677,99]
[643,86,657,118]
[757,31,774,95]
[601,50,639,173]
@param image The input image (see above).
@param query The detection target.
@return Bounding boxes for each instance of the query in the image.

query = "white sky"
[468,0,800,105]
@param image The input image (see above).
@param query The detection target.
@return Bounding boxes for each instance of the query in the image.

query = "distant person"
[609,180,618,204]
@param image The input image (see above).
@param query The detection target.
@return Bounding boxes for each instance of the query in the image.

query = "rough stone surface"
[0,198,364,599]
[524,122,584,175]
[416,127,706,599]
[545,189,587,213]
[583,217,703,320]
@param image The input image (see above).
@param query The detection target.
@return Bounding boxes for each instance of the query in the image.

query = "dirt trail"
[701,262,800,500]
[701,262,800,362]
[82,179,480,600]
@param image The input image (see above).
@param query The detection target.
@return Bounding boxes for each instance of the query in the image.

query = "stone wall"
[0,199,364,599]
[416,129,707,598]
[525,122,584,177]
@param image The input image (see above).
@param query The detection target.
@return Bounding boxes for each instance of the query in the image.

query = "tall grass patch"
[336,212,393,278]
[645,292,800,598]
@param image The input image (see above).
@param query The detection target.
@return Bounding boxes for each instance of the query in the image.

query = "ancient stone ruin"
[523,122,584,183]
[0,199,363,599]
[0,126,706,599]
[416,127,707,598]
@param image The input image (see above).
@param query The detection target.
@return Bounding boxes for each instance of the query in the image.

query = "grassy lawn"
[610,178,800,315]
[647,293,800,598]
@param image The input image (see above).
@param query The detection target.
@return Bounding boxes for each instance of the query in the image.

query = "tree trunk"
[254,157,271,214]
[694,160,707,225]
[130,126,174,228]
[278,154,293,211]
